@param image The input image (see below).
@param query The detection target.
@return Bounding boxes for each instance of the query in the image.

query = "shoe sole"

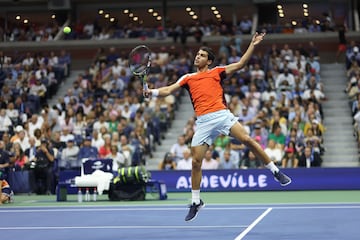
[185,203,205,222]
[279,178,292,187]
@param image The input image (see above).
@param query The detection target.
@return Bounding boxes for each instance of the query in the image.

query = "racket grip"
[143,82,149,91]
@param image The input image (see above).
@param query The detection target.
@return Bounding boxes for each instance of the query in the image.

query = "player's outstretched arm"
[144,82,181,98]
[225,32,266,75]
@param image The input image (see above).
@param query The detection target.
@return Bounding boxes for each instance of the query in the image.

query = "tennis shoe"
[185,199,204,222]
[273,171,292,186]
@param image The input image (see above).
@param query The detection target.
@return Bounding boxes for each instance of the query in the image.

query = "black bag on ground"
[108,182,145,201]
[108,166,150,201]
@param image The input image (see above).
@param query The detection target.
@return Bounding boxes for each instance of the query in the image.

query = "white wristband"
[151,89,159,97]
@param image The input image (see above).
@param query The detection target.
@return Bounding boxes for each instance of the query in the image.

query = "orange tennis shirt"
[178,66,227,116]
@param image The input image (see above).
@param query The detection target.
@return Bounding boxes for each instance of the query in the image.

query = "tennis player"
[145,32,291,222]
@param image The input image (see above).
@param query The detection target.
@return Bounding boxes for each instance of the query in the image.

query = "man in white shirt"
[13,129,30,152]
[0,109,12,133]
[27,114,44,138]
[91,129,105,150]
[177,148,192,170]
[170,135,188,161]
[93,114,109,132]
[60,138,80,169]
[275,68,295,90]
[264,139,283,165]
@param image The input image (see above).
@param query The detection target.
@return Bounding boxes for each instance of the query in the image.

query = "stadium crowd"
[0,13,336,43]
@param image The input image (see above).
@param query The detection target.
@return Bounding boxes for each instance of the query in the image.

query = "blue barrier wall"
[149,168,360,192]
[8,168,360,194]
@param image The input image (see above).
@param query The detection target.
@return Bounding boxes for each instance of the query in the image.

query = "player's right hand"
[143,89,151,98]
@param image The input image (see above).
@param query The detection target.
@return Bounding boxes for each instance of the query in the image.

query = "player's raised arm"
[225,32,266,75]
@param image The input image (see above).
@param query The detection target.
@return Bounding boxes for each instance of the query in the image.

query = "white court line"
[1,205,360,213]
[234,208,272,240]
[0,225,248,230]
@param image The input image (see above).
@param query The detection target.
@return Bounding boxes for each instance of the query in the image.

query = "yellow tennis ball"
[63,26,71,34]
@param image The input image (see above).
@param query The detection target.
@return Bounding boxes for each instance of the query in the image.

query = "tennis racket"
[128,45,152,94]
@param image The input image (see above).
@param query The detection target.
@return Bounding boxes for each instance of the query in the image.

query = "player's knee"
[192,158,202,171]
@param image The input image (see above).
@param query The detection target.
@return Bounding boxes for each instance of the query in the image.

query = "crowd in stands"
[0,48,71,194]
[345,41,360,149]
[159,40,328,171]
[0,12,337,43]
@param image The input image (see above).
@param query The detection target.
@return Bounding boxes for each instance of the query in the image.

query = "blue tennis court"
[1,203,359,240]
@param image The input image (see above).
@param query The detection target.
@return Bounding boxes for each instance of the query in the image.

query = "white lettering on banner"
[175,174,268,189]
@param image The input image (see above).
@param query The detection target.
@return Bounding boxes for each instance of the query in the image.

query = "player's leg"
[229,121,291,186]
[191,144,208,196]
[185,144,208,221]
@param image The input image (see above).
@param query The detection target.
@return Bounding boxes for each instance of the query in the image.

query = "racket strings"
[129,47,151,76]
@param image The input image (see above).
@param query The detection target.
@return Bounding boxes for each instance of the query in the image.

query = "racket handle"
[143,82,148,91]
[143,82,149,100]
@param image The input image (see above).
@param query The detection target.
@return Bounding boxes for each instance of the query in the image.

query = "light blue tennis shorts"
[191,109,238,147]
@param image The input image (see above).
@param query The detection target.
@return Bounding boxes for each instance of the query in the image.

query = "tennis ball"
[63,26,71,34]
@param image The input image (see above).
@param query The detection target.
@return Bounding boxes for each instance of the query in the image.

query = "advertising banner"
[149,168,360,192]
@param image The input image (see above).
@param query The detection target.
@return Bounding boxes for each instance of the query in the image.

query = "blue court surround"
[1,203,359,240]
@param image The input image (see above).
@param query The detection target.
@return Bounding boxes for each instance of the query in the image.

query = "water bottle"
[85,188,90,202]
[77,188,83,203]
[93,187,97,202]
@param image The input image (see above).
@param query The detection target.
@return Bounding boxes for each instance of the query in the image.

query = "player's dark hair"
[200,46,215,63]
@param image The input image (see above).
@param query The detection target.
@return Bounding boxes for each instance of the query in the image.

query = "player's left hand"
[252,32,266,46]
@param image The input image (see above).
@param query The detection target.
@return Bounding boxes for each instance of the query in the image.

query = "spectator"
[238,16,252,34]
[219,149,238,169]
[13,143,29,170]
[170,135,188,161]
[24,137,38,163]
[240,150,262,169]
[98,134,112,158]
[158,152,176,170]
[250,121,268,148]
[10,125,25,143]
[0,108,12,135]
[27,114,44,138]
[201,149,219,170]
[298,145,322,167]
[214,134,230,152]
[77,136,98,161]
[91,129,104,150]
[269,122,286,149]
[219,142,240,168]
[60,138,80,170]
[281,146,299,168]
[106,144,127,173]
[177,148,192,170]
[264,139,283,166]
[118,134,133,166]
[13,127,30,152]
